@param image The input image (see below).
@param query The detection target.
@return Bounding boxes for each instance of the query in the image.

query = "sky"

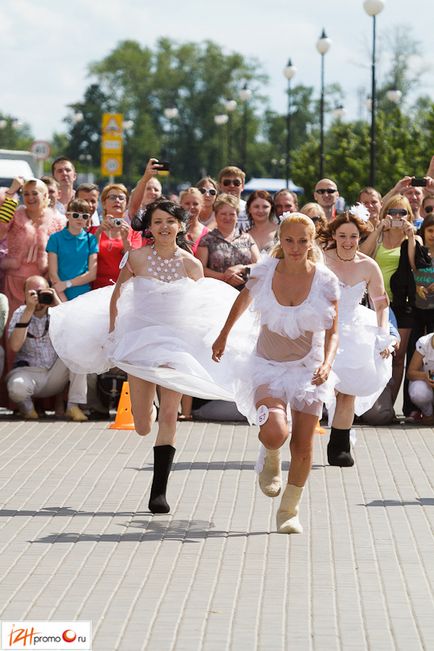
[1,0,433,142]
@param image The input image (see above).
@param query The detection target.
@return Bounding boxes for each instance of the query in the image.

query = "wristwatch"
[65,280,72,289]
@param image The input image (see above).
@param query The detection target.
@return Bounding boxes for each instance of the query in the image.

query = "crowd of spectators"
[0,153,433,424]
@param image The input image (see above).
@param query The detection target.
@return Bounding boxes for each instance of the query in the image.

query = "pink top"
[189,226,209,256]
[0,205,65,277]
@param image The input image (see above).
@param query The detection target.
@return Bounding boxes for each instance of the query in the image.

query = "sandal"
[178,414,193,421]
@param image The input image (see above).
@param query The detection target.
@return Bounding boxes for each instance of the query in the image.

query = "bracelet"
[65,280,72,289]
[15,321,31,328]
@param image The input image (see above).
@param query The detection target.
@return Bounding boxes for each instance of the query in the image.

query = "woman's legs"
[408,380,434,417]
[328,392,355,467]
[128,375,157,436]
[128,376,180,514]
[149,386,182,514]
[256,396,288,497]
[391,327,411,405]
[277,409,318,534]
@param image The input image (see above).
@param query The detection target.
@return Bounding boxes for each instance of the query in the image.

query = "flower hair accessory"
[349,203,370,222]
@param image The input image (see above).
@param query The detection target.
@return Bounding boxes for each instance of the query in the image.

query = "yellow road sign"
[101,113,123,177]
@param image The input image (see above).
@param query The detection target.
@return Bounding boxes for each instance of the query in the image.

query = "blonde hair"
[179,187,203,204]
[23,179,49,210]
[214,193,240,215]
[271,212,321,262]
[379,193,413,223]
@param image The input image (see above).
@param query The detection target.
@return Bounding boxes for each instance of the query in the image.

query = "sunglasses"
[315,188,337,195]
[222,179,242,187]
[310,216,321,222]
[424,205,434,213]
[199,187,217,196]
[388,208,408,217]
[67,212,91,220]
[106,194,126,201]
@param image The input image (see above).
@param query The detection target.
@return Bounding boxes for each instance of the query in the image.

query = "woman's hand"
[212,332,227,362]
[402,219,415,238]
[223,265,246,286]
[53,280,68,294]
[424,371,434,388]
[311,362,331,385]
[381,216,392,231]
[7,176,24,196]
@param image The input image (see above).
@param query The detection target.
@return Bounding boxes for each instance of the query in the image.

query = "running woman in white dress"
[212,214,340,534]
[321,207,393,467]
[49,200,256,514]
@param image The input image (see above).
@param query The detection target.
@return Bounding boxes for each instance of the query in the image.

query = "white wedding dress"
[332,280,392,415]
[49,247,257,401]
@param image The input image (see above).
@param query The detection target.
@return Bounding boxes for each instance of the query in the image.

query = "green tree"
[0,115,33,150]
[64,38,266,185]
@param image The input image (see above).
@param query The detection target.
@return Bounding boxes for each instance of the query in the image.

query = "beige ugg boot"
[258,448,282,497]
[276,484,304,534]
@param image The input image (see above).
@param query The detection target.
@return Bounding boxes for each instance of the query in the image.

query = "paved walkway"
[0,416,432,650]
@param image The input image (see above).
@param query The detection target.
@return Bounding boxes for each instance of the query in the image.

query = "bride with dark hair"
[49,200,255,514]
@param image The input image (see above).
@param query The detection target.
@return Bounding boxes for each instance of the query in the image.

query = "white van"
[0,149,37,187]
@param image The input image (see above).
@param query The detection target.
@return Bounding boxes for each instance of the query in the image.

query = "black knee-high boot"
[327,427,354,467]
[148,445,176,513]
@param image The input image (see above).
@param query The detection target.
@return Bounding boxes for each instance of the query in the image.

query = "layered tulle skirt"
[49,277,257,402]
[333,303,393,415]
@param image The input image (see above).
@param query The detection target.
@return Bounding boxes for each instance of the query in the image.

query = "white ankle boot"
[258,448,282,497]
[276,484,304,534]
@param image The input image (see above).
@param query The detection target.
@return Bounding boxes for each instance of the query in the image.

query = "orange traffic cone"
[109,381,135,430]
[315,419,326,435]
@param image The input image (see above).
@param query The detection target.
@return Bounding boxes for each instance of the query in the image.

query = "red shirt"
[89,226,142,289]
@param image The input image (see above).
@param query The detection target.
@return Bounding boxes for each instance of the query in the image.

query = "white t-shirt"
[415,333,434,373]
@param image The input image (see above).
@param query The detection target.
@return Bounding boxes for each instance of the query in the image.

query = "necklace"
[335,249,356,262]
[148,245,182,282]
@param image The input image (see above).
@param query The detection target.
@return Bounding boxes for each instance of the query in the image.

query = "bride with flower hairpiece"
[321,205,394,467]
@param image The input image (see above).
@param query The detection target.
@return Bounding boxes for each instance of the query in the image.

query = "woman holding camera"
[90,183,142,289]
[360,194,422,408]
[46,198,98,302]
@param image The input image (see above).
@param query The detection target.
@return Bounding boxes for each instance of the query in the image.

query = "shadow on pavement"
[363,498,434,507]
[27,519,271,544]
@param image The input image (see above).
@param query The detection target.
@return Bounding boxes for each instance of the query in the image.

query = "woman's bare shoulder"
[180,249,204,278]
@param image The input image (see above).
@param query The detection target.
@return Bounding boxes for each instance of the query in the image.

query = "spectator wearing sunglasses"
[0,177,65,317]
[217,166,248,231]
[360,194,424,412]
[89,184,142,290]
[313,179,339,222]
[46,199,98,302]
[421,194,434,220]
[196,176,218,230]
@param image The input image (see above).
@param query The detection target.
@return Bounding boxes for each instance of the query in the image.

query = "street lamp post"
[224,99,237,163]
[363,0,385,187]
[316,29,332,179]
[163,107,179,163]
[214,114,229,168]
[283,59,297,188]
[239,83,252,171]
